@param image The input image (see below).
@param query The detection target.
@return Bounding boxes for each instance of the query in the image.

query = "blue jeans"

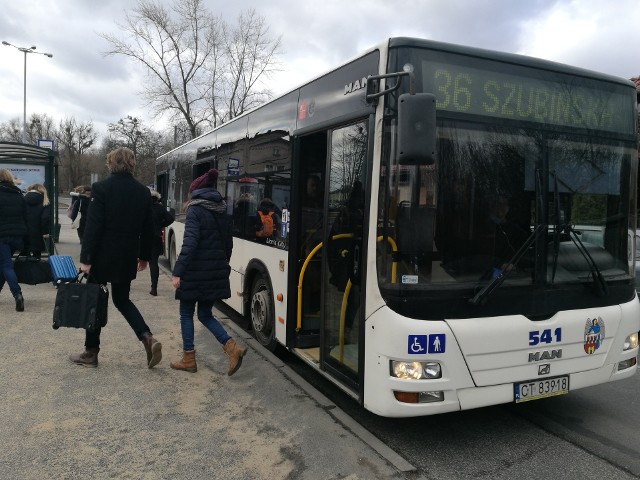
[0,240,21,297]
[179,300,231,351]
[85,281,152,349]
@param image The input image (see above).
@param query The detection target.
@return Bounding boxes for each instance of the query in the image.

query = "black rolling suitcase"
[52,273,109,331]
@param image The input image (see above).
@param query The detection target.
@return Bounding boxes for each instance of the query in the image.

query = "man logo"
[528,349,562,362]
[538,364,551,375]
[344,77,369,95]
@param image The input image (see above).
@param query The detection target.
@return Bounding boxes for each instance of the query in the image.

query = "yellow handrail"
[338,280,352,360]
[296,234,398,333]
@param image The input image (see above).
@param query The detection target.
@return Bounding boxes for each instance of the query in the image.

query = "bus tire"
[250,276,277,351]
[169,235,177,271]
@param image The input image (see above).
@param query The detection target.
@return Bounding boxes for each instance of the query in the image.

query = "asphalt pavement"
[0,202,407,480]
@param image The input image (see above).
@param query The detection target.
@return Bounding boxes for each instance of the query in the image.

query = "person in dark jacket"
[170,168,247,375]
[0,168,27,311]
[21,183,51,259]
[148,189,174,296]
[69,185,91,243]
[69,147,162,369]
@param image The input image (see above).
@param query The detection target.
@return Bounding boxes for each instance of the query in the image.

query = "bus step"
[301,315,320,331]
[295,332,319,348]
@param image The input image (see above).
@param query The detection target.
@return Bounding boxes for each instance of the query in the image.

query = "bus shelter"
[0,142,60,252]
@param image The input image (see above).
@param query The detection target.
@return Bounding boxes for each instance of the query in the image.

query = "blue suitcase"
[48,255,78,284]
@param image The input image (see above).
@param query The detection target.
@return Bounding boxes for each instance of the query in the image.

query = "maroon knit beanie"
[189,168,218,194]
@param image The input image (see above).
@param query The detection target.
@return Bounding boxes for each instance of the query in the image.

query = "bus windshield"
[377,46,636,318]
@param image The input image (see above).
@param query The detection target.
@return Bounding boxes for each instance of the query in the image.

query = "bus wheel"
[250,276,277,351]
[169,235,177,271]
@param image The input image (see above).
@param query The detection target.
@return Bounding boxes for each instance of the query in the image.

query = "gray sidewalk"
[0,203,404,480]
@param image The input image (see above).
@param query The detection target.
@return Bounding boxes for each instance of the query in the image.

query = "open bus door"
[294,121,369,394]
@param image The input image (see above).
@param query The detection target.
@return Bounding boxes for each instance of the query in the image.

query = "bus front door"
[321,122,367,387]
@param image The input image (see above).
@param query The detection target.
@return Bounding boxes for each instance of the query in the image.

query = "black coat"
[173,188,232,302]
[23,191,50,254]
[151,200,174,246]
[0,181,27,249]
[80,172,153,284]
[70,194,90,236]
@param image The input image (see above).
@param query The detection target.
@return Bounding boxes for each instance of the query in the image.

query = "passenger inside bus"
[303,174,322,209]
[479,195,531,273]
[254,197,281,241]
[233,192,258,238]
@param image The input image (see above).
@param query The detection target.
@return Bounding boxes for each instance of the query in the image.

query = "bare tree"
[0,118,23,142]
[27,113,57,145]
[106,115,167,184]
[0,114,58,145]
[55,117,98,190]
[101,0,222,139]
[219,8,281,125]
[101,0,281,139]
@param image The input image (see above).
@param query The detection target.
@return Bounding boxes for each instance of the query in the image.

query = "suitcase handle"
[73,270,103,286]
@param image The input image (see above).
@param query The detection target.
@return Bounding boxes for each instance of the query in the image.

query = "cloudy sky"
[1,0,639,141]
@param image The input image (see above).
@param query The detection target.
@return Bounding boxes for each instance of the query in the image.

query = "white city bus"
[156,37,639,417]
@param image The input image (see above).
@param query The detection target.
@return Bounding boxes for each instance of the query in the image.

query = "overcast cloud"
[1,0,639,140]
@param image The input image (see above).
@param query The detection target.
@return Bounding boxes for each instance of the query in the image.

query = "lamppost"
[2,41,53,144]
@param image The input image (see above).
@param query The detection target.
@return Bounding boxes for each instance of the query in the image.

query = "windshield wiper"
[547,172,607,295]
[559,224,608,296]
[469,224,545,306]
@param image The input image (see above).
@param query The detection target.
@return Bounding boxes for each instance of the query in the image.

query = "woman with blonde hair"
[21,183,51,259]
[0,168,27,311]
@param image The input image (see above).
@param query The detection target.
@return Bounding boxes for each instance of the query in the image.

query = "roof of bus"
[389,37,634,87]
[157,37,635,160]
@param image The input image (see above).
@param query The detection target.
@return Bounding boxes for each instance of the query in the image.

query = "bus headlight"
[623,333,638,351]
[391,361,441,379]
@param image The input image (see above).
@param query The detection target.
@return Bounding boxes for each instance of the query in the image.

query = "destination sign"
[420,59,634,134]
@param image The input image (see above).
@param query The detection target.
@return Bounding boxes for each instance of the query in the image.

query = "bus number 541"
[529,328,562,346]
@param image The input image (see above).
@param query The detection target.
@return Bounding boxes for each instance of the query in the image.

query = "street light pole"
[2,41,53,144]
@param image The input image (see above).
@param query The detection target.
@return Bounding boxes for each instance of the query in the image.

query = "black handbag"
[52,273,109,331]
[13,256,53,285]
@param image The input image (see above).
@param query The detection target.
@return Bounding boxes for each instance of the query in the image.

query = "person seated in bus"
[479,195,530,274]
[254,197,280,241]
[233,192,257,239]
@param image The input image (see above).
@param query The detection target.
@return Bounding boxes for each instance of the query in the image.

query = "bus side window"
[232,192,257,239]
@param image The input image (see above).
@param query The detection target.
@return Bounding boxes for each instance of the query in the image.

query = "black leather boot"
[14,293,24,312]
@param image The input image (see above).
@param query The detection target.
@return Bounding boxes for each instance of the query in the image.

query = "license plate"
[514,375,569,403]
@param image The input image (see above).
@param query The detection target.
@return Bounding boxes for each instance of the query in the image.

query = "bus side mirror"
[396,93,436,165]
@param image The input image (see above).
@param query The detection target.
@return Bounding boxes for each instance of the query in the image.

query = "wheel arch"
[242,258,273,316]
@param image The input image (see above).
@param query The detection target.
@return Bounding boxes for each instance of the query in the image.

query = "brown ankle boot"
[170,350,197,373]
[141,333,162,369]
[69,348,99,367]
[223,339,247,376]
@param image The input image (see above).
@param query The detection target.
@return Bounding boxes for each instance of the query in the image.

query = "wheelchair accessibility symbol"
[409,335,427,353]
[408,334,446,354]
